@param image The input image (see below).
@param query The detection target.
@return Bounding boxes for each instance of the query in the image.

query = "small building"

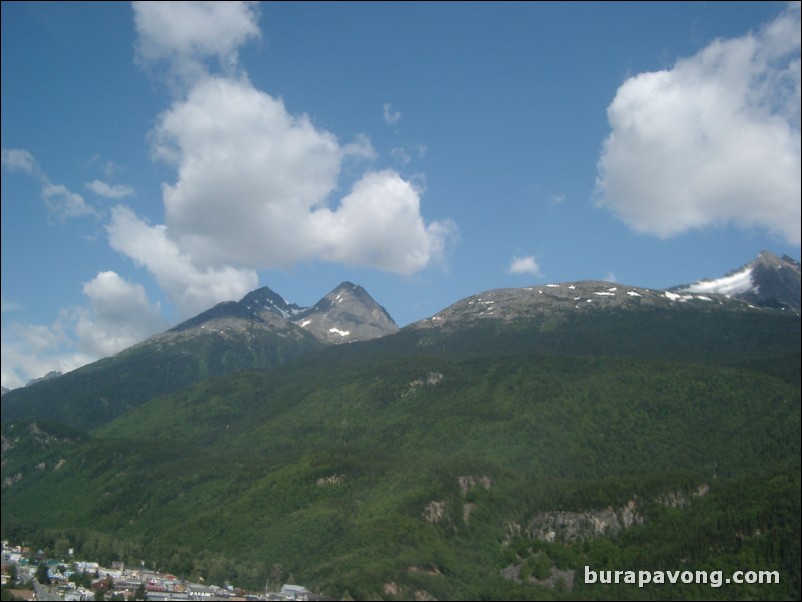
[187,582,215,600]
[280,584,312,600]
[91,576,113,593]
[64,588,95,601]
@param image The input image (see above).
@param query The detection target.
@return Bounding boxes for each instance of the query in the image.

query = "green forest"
[2,307,800,600]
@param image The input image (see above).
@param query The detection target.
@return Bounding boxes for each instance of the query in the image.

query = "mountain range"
[1,251,800,600]
[1,281,396,430]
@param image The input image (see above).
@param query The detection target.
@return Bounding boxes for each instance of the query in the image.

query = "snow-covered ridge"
[680,266,756,297]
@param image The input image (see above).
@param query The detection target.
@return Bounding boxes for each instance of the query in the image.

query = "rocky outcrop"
[457,474,492,495]
[423,500,447,523]
[525,499,642,543]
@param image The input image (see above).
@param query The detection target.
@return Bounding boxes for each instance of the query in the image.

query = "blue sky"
[2,1,800,388]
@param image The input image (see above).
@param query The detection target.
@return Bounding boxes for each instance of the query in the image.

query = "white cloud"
[311,170,457,274]
[596,2,801,245]
[383,102,402,126]
[41,183,97,221]
[151,76,341,267]
[507,255,542,277]
[133,0,261,88]
[0,272,165,389]
[106,205,258,318]
[1,327,89,390]
[3,147,98,221]
[1,148,37,174]
[86,179,135,199]
[138,74,454,280]
[73,271,166,357]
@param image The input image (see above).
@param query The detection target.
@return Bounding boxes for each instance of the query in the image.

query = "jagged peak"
[291,282,398,343]
[754,250,800,270]
[239,286,304,318]
[324,281,370,300]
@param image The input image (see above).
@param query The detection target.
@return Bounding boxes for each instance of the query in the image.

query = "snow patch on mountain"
[681,267,756,297]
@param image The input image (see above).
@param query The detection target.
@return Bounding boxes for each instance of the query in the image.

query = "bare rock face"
[291,281,398,344]
[423,500,447,523]
[526,499,643,543]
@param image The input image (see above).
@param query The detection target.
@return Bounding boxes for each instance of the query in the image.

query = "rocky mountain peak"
[25,371,63,387]
[676,251,800,313]
[291,282,398,344]
[145,281,398,347]
[239,287,304,319]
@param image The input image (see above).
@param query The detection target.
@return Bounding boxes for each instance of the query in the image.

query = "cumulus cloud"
[0,272,166,388]
[507,255,543,277]
[107,206,258,318]
[596,2,801,245]
[73,271,167,357]
[86,179,135,199]
[133,0,261,88]
[145,77,453,274]
[150,76,341,265]
[148,76,452,275]
[311,170,457,273]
